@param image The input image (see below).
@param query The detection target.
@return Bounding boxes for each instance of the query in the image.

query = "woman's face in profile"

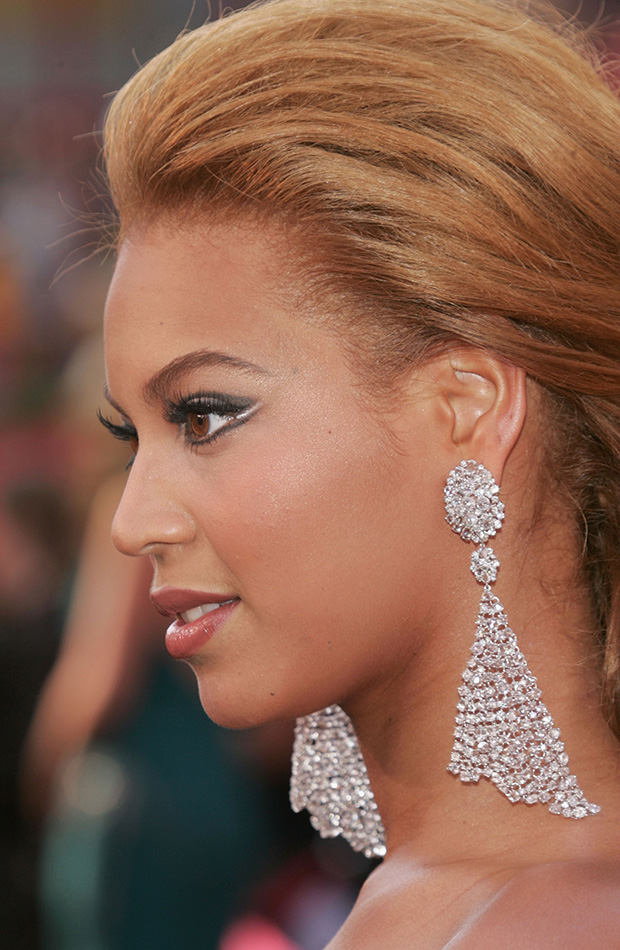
[103,220,446,726]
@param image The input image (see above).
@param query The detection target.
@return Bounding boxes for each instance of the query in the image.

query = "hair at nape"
[104,0,620,735]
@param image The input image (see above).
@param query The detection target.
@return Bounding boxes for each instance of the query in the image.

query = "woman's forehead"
[103,221,366,399]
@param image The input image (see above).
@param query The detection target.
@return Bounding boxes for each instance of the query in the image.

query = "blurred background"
[0,1,618,948]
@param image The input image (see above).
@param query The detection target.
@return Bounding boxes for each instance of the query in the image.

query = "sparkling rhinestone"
[446,585,600,821]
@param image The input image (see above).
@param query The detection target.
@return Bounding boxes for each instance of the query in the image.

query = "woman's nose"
[111,452,196,557]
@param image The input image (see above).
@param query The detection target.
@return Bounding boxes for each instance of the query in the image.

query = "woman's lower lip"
[165,600,239,659]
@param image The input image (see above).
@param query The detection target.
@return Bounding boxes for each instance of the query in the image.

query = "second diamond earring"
[445,459,600,819]
[289,704,386,858]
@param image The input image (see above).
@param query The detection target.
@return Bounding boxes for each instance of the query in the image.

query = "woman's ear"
[439,348,527,484]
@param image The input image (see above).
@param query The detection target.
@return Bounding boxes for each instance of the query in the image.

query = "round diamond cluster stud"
[444,460,505,545]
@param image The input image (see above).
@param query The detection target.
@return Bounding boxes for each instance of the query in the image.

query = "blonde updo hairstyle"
[104,0,620,735]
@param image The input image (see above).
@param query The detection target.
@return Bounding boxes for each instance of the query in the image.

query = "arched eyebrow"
[142,349,270,405]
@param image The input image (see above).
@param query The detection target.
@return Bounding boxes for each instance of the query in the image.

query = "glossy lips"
[150,587,240,659]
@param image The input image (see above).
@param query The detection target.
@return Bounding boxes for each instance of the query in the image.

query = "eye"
[165,392,257,447]
[186,410,234,441]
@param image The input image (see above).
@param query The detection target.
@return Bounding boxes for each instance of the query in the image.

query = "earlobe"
[444,350,527,483]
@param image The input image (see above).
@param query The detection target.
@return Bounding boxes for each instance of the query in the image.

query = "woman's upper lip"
[150,587,239,618]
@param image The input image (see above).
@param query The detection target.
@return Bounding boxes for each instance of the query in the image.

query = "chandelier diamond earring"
[445,459,600,819]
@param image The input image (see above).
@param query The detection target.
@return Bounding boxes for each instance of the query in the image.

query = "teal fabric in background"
[42,660,276,950]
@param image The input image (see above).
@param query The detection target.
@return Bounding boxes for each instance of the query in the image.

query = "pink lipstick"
[150,587,239,659]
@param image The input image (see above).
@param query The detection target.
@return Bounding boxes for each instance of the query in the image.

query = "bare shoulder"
[448,860,620,950]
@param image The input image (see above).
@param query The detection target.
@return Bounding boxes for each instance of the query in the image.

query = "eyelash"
[97,392,256,463]
[97,411,139,467]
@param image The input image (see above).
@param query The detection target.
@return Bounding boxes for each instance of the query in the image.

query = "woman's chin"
[194,674,296,730]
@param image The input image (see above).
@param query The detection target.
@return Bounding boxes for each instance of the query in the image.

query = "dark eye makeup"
[98,390,257,464]
[163,391,257,448]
